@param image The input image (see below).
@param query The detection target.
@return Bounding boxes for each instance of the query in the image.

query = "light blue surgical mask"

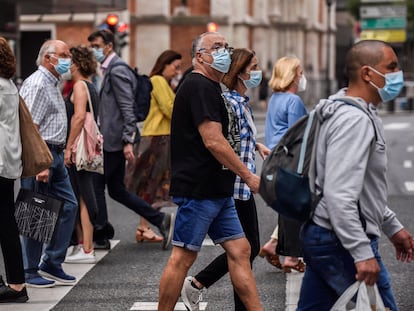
[242,70,262,89]
[93,48,105,63]
[368,66,404,102]
[204,48,232,73]
[52,57,71,76]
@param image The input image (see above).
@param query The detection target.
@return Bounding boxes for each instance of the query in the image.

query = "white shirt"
[0,77,22,179]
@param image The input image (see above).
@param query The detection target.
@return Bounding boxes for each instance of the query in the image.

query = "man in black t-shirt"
[158,32,263,311]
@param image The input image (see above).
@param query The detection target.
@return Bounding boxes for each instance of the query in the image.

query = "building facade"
[19,0,336,106]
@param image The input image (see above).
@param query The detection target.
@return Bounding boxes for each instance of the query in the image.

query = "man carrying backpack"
[297,40,414,310]
[87,29,174,250]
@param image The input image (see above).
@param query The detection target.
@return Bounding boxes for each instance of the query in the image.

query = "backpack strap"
[297,110,316,175]
[107,62,137,85]
[108,62,133,73]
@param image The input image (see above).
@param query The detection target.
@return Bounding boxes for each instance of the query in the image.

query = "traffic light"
[99,14,129,55]
[115,22,129,50]
[105,14,119,34]
[207,22,218,32]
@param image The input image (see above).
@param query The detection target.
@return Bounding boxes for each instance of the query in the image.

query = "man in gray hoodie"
[297,40,414,310]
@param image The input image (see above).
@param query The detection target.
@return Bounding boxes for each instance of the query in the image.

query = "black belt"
[47,143,66,152]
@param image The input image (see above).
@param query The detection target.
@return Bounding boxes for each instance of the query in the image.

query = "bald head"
[345,40,390,83]
[344,40,401,105]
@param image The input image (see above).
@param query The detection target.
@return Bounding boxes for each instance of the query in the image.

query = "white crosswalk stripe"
[6,240,119,311]
[130,302,208,310]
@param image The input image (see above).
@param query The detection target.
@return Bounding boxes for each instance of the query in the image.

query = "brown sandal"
[259,247,282,270]
[136,227,164,243]
[282,259,306,273]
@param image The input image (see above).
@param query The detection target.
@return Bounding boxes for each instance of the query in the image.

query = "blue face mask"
[205,48,231,73]
[53,57,71,76]
[93,48,105,63]
[242,70,262,89]
[368,66,404,102]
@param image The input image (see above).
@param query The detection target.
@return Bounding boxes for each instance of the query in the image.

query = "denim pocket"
[302,223,357,296]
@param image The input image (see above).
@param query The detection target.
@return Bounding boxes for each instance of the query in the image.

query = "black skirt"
[276,215,304,257]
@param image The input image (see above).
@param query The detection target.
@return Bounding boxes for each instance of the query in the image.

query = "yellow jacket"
[142,75,175,136]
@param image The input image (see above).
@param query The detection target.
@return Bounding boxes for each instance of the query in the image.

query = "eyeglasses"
[198,45,234,55]
[48,52,71,59]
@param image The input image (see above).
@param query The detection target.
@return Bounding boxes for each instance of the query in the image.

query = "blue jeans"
[20,149,78,278]
[297,222,398,311]
[172,197,244,252]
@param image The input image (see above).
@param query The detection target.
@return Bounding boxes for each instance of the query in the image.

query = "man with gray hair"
[19,39,78,288]
[158,32,263,311]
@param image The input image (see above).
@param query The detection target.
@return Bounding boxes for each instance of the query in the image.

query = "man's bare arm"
[198,119,259,192]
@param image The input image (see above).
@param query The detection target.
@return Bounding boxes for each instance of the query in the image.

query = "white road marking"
[285,268,304,310]
[7,240,120,311]
[404,160,412,168]
[384,122,411,130]
[404,182,414,192]
[130,302,208,310]
[407,146,414,152]
[202,236,215,246]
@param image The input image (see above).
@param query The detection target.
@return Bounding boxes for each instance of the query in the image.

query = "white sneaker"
[65,247,96,264]
[181,276,203,311]
[67,244,82,257]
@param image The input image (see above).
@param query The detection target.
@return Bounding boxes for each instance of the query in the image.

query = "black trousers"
[0,177,25,284]
[94,150,164,229]
[276,215,303,257]
[195,196,260,311]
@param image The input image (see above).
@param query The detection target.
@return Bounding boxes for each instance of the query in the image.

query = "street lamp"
[326,0,335,97]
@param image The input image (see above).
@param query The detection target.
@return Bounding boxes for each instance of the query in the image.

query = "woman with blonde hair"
[259,55,307,273]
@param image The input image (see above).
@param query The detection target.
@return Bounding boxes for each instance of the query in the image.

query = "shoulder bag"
[71,81,104,174]
[19,96,53,178]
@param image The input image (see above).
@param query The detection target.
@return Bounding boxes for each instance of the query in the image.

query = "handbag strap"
[81,80,95,117]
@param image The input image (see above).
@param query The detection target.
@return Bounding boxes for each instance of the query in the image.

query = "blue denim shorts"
[172,197,245,252]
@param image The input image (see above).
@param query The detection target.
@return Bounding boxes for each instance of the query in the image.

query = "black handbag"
[14,188,63,244]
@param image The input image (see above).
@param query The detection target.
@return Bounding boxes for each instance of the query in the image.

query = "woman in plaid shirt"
[180,48,269,311]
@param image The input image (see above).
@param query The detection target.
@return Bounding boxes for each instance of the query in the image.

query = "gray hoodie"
[312,89,403,263]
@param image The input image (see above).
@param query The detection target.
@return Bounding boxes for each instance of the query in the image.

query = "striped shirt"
[20,66,67,145]
[223,90,256,201]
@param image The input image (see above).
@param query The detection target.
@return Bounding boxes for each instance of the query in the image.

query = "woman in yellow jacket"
[125,50,182,243]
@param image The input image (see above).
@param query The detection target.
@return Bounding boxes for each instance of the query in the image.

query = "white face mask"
[60,70,72,81]
[298,75,307,92]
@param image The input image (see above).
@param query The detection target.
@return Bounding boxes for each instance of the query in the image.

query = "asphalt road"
[1,110,414,310]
